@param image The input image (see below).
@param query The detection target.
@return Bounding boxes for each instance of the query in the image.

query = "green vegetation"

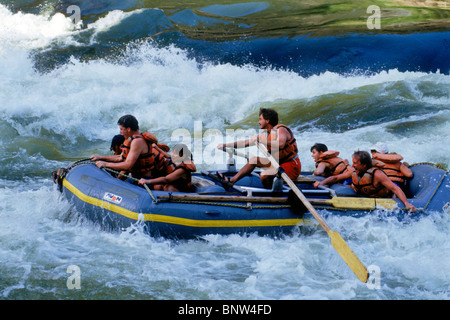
[141,0,450,40]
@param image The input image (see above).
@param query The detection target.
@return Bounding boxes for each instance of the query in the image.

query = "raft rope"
[409,162,449,211]
[65,160,296,210]
[58,160,449,212]
[410,162,449,171]
[102,167,158,203]
[66,159,158,203]
[422,170,447,210]
[161,199,292,210]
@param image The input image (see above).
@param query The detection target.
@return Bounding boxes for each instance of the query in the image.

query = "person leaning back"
[217,108,301,189]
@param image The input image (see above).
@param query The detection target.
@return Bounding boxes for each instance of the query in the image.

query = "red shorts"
[281,157,301,180]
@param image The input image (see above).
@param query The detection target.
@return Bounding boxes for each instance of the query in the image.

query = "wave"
[1,43,448,170]
[2,4,449,75]
[0,4,80,52]
[0,3,449,300]
[0,4,449,174]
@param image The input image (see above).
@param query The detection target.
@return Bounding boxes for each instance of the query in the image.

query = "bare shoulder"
[130,135,147,150]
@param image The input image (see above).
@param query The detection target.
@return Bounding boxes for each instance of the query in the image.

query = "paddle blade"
[328,231,369,283]
[328,198,376,210]
[326,197,397,210]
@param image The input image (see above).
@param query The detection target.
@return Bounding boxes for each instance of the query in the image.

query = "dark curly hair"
[117,114,139,131]
[259,108,279,126]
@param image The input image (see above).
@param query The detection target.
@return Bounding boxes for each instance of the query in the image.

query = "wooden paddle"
[157,193,396,210]
[312,197,397,210]
[256,142,369,283]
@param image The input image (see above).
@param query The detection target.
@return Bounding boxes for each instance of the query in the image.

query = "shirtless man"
[217,108,301,189]
[91,114,159,179]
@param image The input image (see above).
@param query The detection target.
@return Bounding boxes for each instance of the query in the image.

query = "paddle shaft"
[255,145,333,231]
[282,173,331,230]
[256,142,368,283]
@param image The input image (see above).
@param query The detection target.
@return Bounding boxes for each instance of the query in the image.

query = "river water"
[0,1,449,300]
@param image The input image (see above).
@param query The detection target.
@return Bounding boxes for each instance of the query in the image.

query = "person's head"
[171,143,192,164]
[310,143,328,162]
[258,108,279,129]
[117,115,139,137]
[369,142,389,154]
[352,150,372,175]
[110,134,125,155]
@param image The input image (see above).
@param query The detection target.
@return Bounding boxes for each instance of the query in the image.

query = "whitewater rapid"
[0,4,449,300]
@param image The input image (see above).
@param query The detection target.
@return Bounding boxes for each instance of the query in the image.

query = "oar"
[311,197,398,210]
[256,142,369,283]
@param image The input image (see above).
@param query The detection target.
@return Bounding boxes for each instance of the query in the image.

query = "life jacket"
[171,161,197,192]
[267,124,298,164]
[122,132,157,159]
[351,167,391,198]
[157,143,170,152]
[372,152,406,184]
[316,150,349,176]
[122,132,170,177]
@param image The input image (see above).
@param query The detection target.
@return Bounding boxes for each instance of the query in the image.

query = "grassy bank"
[143,0,450,40]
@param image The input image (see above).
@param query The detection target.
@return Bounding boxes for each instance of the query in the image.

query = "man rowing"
[217,108,301,189]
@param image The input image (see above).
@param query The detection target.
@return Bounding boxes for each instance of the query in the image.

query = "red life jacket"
[267,124,298,164]
[351,167,391,198]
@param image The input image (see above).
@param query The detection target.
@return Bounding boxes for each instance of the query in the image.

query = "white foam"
[1,4,449,301]
[0,4,80,52]
[0,5,448,168]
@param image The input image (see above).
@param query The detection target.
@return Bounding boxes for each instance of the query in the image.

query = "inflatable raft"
[52,161,449,238]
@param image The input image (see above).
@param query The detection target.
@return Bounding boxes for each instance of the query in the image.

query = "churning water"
[0,1,449,300]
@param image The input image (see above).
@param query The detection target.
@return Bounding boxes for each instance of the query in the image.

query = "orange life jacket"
[122,132,171,177]
[157,143,170,152]
[267,124,298,164]
[372,152,406,184]
[316,150,350,176]
[351,167,391,198]
[171,161,197,192]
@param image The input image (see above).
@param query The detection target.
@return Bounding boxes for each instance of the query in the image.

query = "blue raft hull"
[57,163,449,239]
